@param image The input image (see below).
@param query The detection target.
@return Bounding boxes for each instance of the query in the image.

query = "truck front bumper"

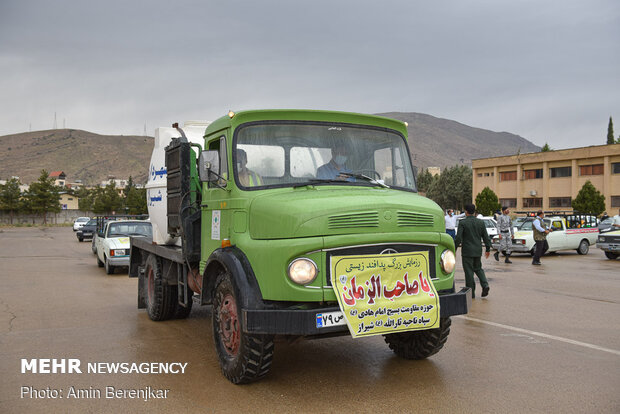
[243,287,471,335]
[597,242,620,252]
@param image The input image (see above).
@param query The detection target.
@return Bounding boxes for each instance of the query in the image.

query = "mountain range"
[0,112,540,185]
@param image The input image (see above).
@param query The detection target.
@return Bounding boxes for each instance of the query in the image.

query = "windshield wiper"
[338,172,389,188]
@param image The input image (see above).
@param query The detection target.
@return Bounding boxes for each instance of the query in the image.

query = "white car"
[72,217,90,231]
[456,216,498,238]
[492,216,599,256]
[96,220,152,274]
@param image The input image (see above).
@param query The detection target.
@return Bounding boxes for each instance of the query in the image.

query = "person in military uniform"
[532,210,551,265]
[454,203,492,298]
[494,206,514,263]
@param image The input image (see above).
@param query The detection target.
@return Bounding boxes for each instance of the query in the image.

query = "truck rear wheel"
[144,254,176,321]
[212,271,274,384]
[173,297,193,319]
[383,317,451,359]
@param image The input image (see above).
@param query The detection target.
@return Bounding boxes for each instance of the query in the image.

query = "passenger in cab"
[237,149,262,187]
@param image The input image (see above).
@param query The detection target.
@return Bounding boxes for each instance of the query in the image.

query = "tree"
[416,168,435,193]
[92,182,122,214]
[572,181,605,215]
[23,170,61,224]
[425,165,472,211]
[125,187,147,214]
[607,116,614,145]
[0,177,23,224]
[76,187,97,211]
[475,187,501,216]
[541,143,551,152]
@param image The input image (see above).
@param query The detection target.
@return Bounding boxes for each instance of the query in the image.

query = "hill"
[378,112,541,169]
[0,113,541,185]
[0,129,152,185]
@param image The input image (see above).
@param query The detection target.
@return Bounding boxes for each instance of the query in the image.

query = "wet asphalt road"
[0,227,619,413]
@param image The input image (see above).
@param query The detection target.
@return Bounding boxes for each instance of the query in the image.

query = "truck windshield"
[234,122,416,191]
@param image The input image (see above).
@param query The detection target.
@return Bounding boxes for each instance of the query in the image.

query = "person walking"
[445,209,465,240]
[494,206,514,263]
[532,210,551,265]
[454,204,492,298]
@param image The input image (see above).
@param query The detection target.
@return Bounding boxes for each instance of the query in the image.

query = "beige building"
[59,193,79,210]
[472,143,620,213]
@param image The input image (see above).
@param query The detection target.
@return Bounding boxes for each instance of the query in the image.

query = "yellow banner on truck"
[330,251,440,338]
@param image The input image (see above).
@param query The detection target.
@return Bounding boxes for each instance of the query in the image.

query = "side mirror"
[198,150,220,183]
[98,230,104,238]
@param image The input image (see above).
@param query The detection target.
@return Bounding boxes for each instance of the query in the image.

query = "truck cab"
[130,110,470,384]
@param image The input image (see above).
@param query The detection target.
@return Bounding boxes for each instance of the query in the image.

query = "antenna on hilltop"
[63,118,66,129]
[144,122,147,136]
[53,112,57,129]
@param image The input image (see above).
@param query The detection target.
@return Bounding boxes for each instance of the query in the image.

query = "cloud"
[0,0,618,147]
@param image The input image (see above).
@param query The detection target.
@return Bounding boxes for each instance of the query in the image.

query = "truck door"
[202,134,230,258]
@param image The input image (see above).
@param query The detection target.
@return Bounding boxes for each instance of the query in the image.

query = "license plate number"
[316,311,346,328]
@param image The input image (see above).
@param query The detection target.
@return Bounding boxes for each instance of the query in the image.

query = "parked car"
[95,220,152,274]
[76,219,98,242]
[456,216,498,238]
[596,230,620,260]
[492,216,599,256]
[72,217,90,231]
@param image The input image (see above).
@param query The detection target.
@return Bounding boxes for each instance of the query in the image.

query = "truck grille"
[328,211,379,229]
[397,211,434,227]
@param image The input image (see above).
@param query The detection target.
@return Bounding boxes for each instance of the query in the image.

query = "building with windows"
[472,143,620,213]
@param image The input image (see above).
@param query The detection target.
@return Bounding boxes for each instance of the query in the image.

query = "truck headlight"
[440,250,456,274]
[288,258,318,285]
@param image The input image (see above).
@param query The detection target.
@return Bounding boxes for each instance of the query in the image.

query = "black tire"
[173,295,193,319]
[212,271,274,384]
[91,239,97,254]
[604,251,619,260]
[97,256,104,268]
[78,237,83,242]
[104,256,114,274]
[383,317,452,359]
[144,254,177,321]
[530,248,535,257]
[576,239,589,255]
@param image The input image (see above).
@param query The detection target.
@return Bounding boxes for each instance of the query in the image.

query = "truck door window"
[207,136,228,188]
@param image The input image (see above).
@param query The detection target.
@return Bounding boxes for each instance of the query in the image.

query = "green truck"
[129,109,470,384]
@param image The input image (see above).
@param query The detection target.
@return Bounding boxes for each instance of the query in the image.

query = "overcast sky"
[1,0,618,149]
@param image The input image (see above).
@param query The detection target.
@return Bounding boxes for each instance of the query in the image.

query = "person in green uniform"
[454,203,492,298]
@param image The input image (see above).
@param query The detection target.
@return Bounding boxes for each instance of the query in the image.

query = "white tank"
[147,121,209,245]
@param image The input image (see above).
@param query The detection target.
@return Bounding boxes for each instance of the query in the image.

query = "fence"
[0,210,95,225]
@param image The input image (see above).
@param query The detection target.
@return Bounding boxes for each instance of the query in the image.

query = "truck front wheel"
[212,271,274,384]
[144,254,176,321]
[383,317,452,359]
[605,251,618,260]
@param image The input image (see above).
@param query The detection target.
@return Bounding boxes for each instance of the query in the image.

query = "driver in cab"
[316,144,353,181]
